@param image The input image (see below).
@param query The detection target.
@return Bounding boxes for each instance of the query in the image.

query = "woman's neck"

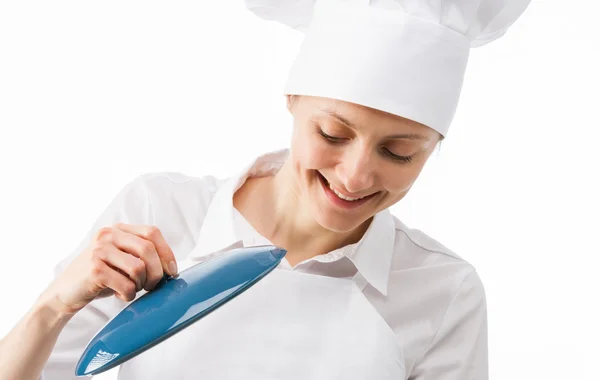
[232,160,368,267]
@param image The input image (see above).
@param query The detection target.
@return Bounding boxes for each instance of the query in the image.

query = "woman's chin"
[312,206,366,234]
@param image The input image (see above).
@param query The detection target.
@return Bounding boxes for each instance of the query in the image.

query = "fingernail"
[168,260,178,275]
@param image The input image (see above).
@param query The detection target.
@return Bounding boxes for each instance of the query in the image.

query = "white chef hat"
[245,0,530,137]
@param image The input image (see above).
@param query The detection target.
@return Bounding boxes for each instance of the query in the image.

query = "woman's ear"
[286,94,298,113]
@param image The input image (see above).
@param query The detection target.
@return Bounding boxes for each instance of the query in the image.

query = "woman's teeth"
[328,182,367,202]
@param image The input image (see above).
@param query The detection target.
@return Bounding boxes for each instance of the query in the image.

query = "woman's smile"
[315,170,379,210]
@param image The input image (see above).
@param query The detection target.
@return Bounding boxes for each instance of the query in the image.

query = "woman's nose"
[335,149,376,194]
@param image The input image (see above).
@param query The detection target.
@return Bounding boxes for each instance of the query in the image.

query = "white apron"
[116,260,406,379]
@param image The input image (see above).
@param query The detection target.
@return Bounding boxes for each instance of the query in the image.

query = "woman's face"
[287,95,441,233]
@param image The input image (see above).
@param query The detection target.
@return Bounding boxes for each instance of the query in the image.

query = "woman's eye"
[317,126,413,163]
[382,148,413,163]
[319,129,346,143]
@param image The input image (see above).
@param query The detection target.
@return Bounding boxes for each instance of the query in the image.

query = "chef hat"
[245,0,530,137]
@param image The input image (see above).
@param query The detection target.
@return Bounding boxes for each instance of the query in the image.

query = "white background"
[0,0,598,379]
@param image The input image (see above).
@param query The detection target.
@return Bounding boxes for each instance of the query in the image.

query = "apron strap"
[352,271,369,292]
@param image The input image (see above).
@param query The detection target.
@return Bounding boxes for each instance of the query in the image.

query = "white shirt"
[42,149,488,380]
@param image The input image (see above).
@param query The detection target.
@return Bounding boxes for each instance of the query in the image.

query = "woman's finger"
[115,223,178,277]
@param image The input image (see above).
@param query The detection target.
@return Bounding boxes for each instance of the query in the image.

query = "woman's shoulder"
[382,217,488,377]
[119,171,230,258]
[391,216,473,268]
[388,215,481,289]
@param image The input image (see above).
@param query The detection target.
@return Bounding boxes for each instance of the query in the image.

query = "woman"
[0,0,530,379]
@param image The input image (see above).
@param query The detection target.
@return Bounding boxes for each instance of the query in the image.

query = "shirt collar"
[188,149,396,296]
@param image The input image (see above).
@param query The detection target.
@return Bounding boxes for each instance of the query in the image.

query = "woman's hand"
[37,223,178,317]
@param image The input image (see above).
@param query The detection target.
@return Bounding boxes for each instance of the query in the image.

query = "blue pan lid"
[75,245,286,376]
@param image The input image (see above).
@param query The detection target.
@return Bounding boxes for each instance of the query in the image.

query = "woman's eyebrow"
[318,107,357,130]
[318,107,429,141]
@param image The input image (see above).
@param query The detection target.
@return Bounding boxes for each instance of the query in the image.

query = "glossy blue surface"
[75,245,286,376]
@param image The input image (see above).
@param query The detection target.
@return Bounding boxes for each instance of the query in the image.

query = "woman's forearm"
[0,299,73,380]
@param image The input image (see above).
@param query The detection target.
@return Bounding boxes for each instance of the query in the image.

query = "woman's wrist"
[29,295,75,331]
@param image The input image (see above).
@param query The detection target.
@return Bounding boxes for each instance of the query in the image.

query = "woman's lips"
[316,171,377,210]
